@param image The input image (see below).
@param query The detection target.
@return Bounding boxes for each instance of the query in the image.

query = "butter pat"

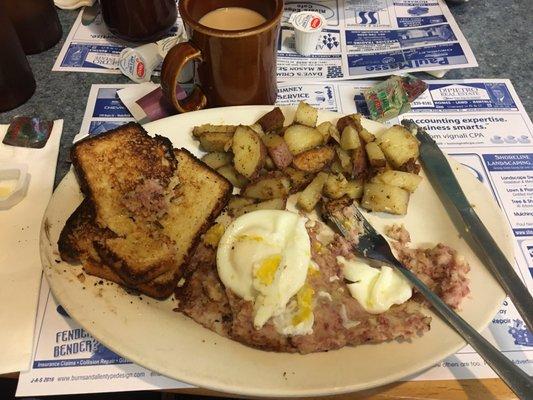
[0,163,30,210]
[337,256,412,314]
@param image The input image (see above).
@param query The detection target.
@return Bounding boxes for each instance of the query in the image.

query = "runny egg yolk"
[255,254,282,286]
[216,210,312,330]
[292,284,314,326]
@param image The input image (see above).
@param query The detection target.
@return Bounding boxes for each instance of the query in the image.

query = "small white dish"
[0,163,30,210]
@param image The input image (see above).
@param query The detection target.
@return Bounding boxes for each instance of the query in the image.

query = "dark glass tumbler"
[1,0,62,55]
[100,0,177,42]
[0,5,36,112]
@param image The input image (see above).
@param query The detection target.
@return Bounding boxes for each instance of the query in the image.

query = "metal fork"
[324,206,533,399]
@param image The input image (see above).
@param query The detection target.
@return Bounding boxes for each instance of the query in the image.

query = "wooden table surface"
[3,372,517,399]
[164,379,517,400]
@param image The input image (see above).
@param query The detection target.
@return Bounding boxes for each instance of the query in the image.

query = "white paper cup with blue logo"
[289,11,326,56]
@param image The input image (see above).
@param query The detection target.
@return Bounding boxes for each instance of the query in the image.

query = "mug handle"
[161,42,207,113]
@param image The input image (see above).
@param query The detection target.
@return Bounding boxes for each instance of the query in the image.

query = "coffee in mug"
[161,0,284,113]
[198,7,267,30]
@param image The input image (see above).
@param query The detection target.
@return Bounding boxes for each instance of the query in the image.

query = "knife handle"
[395,265,533,399]
[463,210,533,332]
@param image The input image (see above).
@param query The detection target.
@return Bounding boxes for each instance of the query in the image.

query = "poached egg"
[217,210,314,334]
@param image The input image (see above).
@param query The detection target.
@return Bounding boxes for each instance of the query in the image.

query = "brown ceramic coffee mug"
[161,0,284,113]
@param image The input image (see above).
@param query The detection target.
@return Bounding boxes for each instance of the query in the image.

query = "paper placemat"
[0,120,63,375]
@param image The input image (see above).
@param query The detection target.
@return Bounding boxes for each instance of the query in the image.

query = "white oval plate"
[41,106,511,397]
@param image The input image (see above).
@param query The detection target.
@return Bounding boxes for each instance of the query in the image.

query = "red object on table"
[1,0,62,55]
[0,3,35,112]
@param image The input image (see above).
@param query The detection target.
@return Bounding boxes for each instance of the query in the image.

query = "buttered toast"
[71,123,179,284]
[60,141,232,299]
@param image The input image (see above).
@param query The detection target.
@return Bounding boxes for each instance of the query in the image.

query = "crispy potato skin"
[361,182,410,215]
[201,152,232,170]
[192,124,236,137]
[352,147,369,180]
[297,172,328,212]
[198,131,234,152]
[284,167,315,193]
[292,146,335,173]
[378,125,420,169]
[216,165,248,188]
[241,172,291,200]
[232,126,266,179]
[283,124,324,155]
[256,107,285,133]
[294,101,318,127]
[372,170,422,192]
[262,134,293,169]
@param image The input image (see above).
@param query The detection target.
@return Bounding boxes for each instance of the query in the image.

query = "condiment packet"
[400,74,428,102]
[289,11,326,56]
[363,76,411,122]
[119,29,192,84]
[2,116,54,148]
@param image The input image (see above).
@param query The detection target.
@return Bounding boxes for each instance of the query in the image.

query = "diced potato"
[233,198,287,217]
[292,146,335,173]
[336,115,356,133]
[349,113,364,132]
[217,165,248,188]
[264,155,276,170]
[372,170,422,192]
[294,101,318,127]
[334,145,352,173]
[365,142,387,169]
[330,160,344,174]
[340,125,361,151]
[361,182,410,215]
[352,147,369,179]
[232,125,266,179]
[242,173,291,200]
[192,124,236,137]
[227,196,256,215]
[316,121,332,143]
[398,159,421,175]
[262,133,293,169]
[297,172,328,212]
[256,107,285,133]
[284,167,315,193]
[201,152,232,170]
[198,131,233,152]
[359,128,376,143]
[345,179,364,199]
[324,173,348,199]
[249,123,264,137]
[378,125,420,169]
[284,124,323,155]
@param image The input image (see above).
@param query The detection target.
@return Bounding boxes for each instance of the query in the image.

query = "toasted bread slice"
[71,123,178,284]
[162,148,232,276]
[59,148,232,299]
[58,200,180,299]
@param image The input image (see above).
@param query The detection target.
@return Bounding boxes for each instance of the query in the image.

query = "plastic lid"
[289,12,326,32]
[0,163,30,210]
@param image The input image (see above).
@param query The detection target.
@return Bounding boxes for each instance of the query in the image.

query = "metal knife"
[401,119,533,332]
[81,1,99,26]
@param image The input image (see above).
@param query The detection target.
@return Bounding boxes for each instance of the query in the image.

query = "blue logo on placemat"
[508,320,533,347]
[407,7,429,16]
[357,11,378,25]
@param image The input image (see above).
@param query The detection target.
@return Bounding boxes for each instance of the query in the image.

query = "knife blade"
[81,1,99,26]
[401,119,533,332]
